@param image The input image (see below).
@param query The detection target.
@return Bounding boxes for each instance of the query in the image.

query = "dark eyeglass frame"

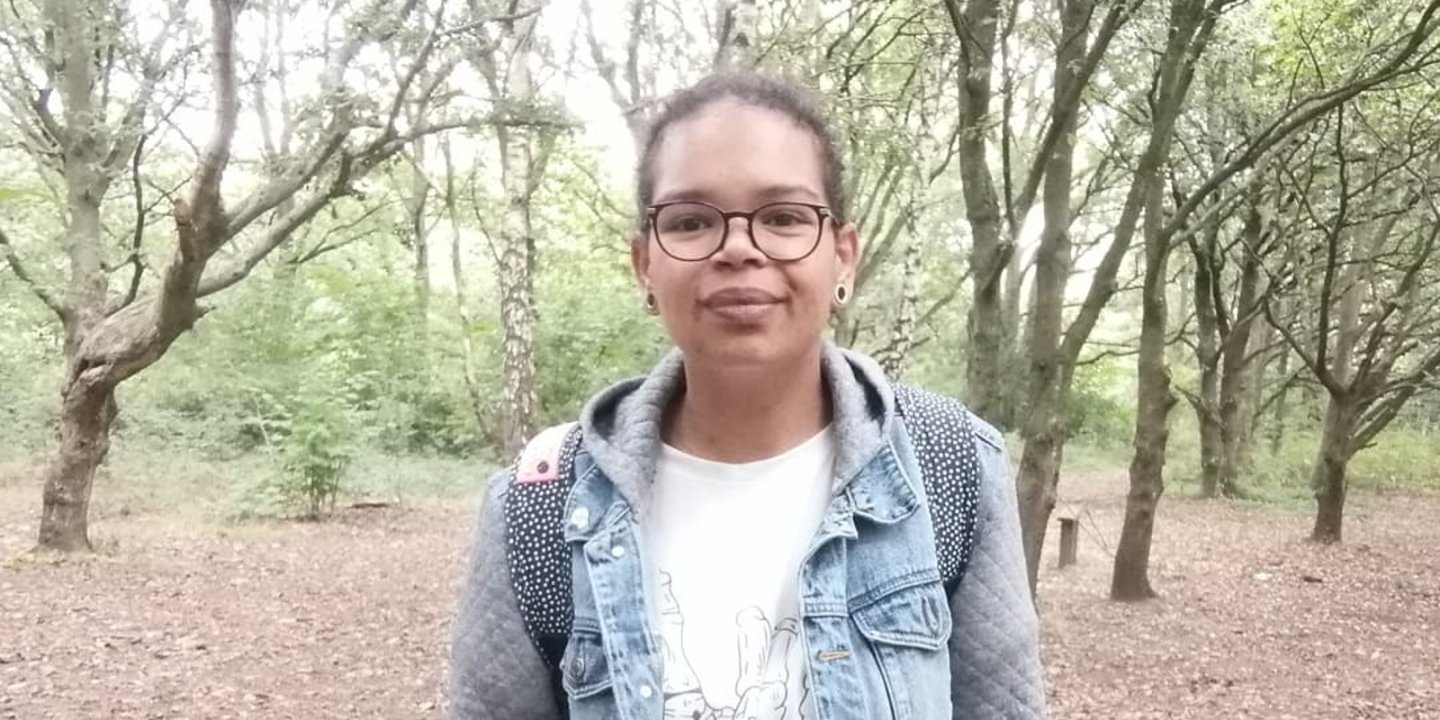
[644,200,836,262]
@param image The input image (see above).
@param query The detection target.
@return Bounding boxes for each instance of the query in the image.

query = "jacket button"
[639,684,653,699]
[611,545,626,558]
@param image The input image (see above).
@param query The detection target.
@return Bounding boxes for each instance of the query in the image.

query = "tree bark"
[1112,118,1174,602]
[1310,394,1357,543]
[408,137,432,328]
[946,0,1012,428]
[878,235,921,379]
[1015,0,1090,593]
[37,376,119,551]
[36,0,124,550]
[494,12,541,459]
[1216,202,1266,495]
[1190,225,1224,498]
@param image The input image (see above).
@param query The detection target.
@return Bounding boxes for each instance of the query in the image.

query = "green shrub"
[1243,425,1440,501]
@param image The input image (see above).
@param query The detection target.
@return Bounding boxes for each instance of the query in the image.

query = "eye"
[758,205,816,227]
[662,213,714,233]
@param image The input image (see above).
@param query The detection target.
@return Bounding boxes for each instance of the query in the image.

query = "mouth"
[700,288,783,323]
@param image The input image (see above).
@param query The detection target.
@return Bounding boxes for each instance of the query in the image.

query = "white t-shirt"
[641,427,835,720]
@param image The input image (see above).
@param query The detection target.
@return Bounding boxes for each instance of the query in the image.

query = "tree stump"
[1058,516,1078,569]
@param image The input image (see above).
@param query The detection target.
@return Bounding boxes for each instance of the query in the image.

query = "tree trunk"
[1269,337,1292,454]
[408,137,432,328]
[36,0,115,552]
[1216,203,1266,495]
[495,16,541,459]
[947,0,1010,427]
[1015,0,1088,593]
[1310,394,1357,544]
[37,373,119,552]
[1310,219,1365,542]
[1190,226,1223,498]
[878,235,921,379]
[1111,143,1173,602]
[1001,239,1026,424]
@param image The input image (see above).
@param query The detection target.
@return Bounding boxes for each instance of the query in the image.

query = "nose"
[710,215,767,267]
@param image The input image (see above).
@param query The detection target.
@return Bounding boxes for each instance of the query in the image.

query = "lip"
[700,287,783,324]
[700,287,783,307]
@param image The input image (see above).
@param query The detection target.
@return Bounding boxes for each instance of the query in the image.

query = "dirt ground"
[2,462,1437,719]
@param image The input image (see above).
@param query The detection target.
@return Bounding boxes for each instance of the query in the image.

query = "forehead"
[650,100,826,205]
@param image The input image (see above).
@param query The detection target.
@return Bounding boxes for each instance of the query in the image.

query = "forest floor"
[1,457,1437,719]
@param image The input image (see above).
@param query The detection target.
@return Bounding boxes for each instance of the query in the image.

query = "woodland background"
[1,0,1438,718]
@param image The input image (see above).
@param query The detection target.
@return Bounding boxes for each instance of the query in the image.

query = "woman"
[450,73,1044,719]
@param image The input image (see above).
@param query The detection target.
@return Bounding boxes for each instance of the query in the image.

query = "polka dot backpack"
[503,383,982,675]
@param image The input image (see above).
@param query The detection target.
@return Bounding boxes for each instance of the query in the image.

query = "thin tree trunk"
[1110,0,1220,599]
[878,235,921,379]
[1269,331,1292,454]
[946,0,1010,427]
[1001,241,1026,423]
[495,14,541,459]
[1217,203,1265,495]
[1310,222,1364,542]
[1310,395,1357,543]
[408,137,432,329]
[1112,138,1173,602]
[1241,315,1275,456]
[1015,0,1090,593]
[1190,225,1223,498]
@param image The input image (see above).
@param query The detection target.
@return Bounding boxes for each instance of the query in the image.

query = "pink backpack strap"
[515,422,580,485]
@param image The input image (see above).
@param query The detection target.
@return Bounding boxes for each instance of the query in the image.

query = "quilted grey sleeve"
[947,416,1046,718]
[449,471,564,720]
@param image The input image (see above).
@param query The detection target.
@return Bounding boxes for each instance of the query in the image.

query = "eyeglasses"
[644,200,834,262]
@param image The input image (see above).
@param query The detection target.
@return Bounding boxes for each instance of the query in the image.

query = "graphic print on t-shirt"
[643,428,834,720]
[656,571,811,720]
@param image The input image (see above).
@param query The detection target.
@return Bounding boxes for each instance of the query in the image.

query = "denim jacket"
[450,345,1045,719]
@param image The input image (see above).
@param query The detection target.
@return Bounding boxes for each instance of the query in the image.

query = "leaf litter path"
[2,470,1437,719]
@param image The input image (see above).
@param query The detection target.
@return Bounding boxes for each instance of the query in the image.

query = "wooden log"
[1058,516,1078,568]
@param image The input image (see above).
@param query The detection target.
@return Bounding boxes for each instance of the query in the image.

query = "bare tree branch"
[0,224,67,318]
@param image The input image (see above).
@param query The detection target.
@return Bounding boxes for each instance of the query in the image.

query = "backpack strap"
[503,422,582,680]
[891,384,983,597]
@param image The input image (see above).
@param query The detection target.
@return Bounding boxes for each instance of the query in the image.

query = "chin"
[682,332,816,369]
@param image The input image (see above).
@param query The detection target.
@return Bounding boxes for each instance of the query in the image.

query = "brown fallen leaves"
[2,469,1437,719]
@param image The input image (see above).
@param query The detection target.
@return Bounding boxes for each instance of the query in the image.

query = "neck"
[666,343,830,463]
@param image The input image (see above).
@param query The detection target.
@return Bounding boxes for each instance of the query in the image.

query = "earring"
[644,291,658,313]
[834,284,849,306]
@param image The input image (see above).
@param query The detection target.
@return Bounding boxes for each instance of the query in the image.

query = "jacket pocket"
[561,628,614,700]
[851,579,953,651]
[851,579,954,718]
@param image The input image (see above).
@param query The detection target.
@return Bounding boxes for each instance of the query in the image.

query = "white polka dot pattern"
[502,384,983,674]
[892,384,982,594]
[503,424,583,669]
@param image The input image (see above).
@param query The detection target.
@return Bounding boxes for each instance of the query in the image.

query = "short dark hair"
[635,72,850,226]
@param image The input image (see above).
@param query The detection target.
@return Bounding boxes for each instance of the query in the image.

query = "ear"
[834,222,860,287]
[630,232,651,292]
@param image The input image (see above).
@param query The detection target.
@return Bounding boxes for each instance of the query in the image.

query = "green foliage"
[1066,358,1136,446]
[278,398,353,519]
[1240,426,1440,509]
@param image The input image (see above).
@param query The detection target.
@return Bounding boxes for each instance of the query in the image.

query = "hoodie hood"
[578,342,896,516]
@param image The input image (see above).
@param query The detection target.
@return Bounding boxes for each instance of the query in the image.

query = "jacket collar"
[577,341,901,519]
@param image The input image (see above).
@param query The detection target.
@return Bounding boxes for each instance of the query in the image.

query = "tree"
[0,0,479,551]
[463,1,568,458]
[1111,0,1228,601]
[1264,100,1440,542]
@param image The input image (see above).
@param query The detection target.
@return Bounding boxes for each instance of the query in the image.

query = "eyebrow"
[654,184,825,206]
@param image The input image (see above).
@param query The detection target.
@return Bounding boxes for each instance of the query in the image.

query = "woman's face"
[632,101,859,369]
